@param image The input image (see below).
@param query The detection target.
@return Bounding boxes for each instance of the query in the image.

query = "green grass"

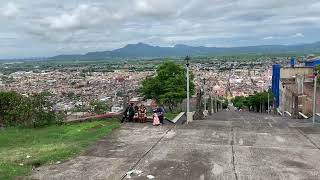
[165,112,181,120]
[0,119,121,180]
[146,112,181,120]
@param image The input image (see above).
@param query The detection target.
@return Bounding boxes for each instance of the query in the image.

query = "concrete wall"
[303,83,320,115]
[177,97,198,112]
[280,80,320,117]
[280,67,313,79]
[278,67,315,117]
[279,82,294,115]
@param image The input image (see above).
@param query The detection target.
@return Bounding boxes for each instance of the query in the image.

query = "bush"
[0,91,58,127]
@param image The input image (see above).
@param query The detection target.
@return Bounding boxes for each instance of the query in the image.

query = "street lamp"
[267,87,270,115]
[213,85,220,113]
[282,84,285,117]
[210,88,214,114]
[313,70,318,124]
[202,78,206,113]
[185,56,192,123]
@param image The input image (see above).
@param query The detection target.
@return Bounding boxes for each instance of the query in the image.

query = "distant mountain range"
[45,41,320,60]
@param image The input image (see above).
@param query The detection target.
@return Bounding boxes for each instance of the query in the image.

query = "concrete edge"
[175,112,188,125]
[168,112,185,123]
[299,112,309,119]
[284,111,292,117]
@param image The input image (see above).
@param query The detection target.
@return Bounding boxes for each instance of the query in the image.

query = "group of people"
[121,103,165,126]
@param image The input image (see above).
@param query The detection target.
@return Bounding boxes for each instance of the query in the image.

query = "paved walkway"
[31,112,320,180]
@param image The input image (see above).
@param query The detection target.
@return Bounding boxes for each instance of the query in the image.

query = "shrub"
[0,91,58,127]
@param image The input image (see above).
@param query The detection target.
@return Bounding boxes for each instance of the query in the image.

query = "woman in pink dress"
[153,108,160,126]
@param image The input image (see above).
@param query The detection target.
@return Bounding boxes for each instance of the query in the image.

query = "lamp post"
[215,94,218,113]
[282,85,285,117]
[202,78,206,112]
[185,56,192,123]
[213,85,220,113]
[267,88,270,114]
[211,89,214,114]
[313,70,318,124]
[267,86,271,115]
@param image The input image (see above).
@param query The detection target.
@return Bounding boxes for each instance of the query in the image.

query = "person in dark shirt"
[128,103,135,122]
[156,106,165,124]
[121,104,129,123]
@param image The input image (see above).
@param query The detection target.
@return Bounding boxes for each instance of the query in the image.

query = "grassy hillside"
[0,119,120,180]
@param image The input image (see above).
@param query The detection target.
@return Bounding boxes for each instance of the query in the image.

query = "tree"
[140,61,195,111]
[232,91,273,112]
[232,96,246,109]
[0,91,57,127]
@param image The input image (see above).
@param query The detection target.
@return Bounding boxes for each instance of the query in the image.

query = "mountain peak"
[124,42,152,48]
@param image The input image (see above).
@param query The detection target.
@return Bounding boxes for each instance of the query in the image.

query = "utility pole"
[122,78,127,110]
[282,93,285,117]
[185,56,192,123]
[215,94,218,113]
[211,95,214,114]
[313,71,317,124]
[187,66,190,114]
[203,78,206,112]
[268,89,270,114]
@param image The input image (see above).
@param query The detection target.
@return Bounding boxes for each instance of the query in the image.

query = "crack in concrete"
[295,128,320,151]
[120,126,175,180]
[231,127,239,180]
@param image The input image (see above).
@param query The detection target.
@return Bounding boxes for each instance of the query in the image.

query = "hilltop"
[49,41,320,60]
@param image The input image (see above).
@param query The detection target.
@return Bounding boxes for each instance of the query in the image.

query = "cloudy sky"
[1,0,320,58]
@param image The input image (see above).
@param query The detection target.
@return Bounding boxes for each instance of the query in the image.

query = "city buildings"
[0,56,288,117]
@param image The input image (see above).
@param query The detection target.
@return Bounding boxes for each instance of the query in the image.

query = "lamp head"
[185,56,190,67]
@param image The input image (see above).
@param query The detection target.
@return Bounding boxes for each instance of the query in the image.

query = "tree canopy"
[232,91,273,112]
[0,91,58,127]
[140,61,194,111]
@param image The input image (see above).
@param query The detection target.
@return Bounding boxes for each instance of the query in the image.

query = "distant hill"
[49,41,320,60]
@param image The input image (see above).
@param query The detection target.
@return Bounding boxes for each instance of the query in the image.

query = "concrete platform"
[30,112,320,180]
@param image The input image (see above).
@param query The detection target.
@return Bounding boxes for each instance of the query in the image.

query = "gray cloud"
[1,0,320,58]
[0,2,20,18]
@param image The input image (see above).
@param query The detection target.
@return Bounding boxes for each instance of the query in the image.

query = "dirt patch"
[31,161,42,168]
[134,160,210,180]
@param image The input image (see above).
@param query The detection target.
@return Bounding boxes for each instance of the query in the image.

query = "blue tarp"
[305,59,320,67]
[272,64,280,108]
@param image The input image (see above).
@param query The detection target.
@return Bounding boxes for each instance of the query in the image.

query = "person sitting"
[121,104,129,123]
[133,105,139,122]
[138,105,147,123]
[156,105,165,124]
[152,108,160,126]
[128,103,135,122]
